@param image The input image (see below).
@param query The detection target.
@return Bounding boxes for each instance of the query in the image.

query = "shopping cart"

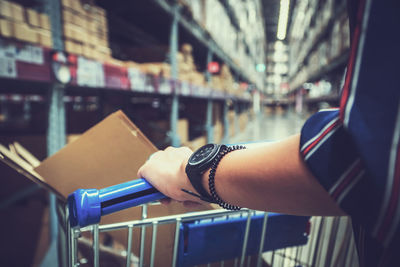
[67,178,310,267]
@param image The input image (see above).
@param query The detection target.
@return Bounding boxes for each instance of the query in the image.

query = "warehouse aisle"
[232,109,309,144]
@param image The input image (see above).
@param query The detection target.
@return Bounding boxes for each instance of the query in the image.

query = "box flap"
[0,144,64,200]
[34,110,158,200]
[13,142,41,168]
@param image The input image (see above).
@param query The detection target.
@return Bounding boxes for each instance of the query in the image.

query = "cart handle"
[68,178,165,228]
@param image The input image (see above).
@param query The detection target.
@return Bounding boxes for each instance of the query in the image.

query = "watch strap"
[185,167,214,202]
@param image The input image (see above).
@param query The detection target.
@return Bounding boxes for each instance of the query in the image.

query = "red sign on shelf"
[207,62,220,74]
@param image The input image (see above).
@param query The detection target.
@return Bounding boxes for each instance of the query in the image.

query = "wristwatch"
[185,143,227,202]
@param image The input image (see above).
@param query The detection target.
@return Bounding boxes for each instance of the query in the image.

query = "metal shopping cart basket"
[66,178,310,267]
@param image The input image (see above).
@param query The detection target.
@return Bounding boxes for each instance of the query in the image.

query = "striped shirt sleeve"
[300,1,400,265]
[300,109,366,213]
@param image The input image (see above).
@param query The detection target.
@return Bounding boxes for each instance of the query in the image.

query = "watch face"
[189,144,216,165]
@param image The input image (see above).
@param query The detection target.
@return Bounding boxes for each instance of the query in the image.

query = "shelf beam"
[288,50,349,94]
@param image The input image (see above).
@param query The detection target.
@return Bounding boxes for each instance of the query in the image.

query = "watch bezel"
[187,143,220,172]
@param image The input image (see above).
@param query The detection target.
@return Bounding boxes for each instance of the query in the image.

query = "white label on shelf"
[0,57,17,78]
[180,82,190,96]
[197,87,210,97]
[159,79,171,94]
[0,41,16,58]
[144,76,154,93]
[77,57,105,87]
[0,41,44,65]
[15,45,44,65]
[29,46,44,64]
[128,68,146,92]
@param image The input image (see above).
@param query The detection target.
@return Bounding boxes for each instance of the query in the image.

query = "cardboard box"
[38,29,52,47]
[62,9,74,24]
[10,2,24,22]
[0,1,13,19]
[61,0,72,8]
[64,39,74,53]
[26,8,40,27]
[63,24,74,39]
[184,135,207,151]
[13,23,38,43]
[238,112,248,132]
[82,44,94,59]
[64,23,87,43]
[177,119,189,144]
[0,18,13,37]
[70,0,86,14]
[39,13,51,30]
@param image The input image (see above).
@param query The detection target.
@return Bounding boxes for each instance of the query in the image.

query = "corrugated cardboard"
[34,110,157,199]
[0,18,13,38]
[26,8,40,27]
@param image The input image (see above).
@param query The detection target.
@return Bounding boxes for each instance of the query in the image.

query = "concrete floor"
[231,108,308,144]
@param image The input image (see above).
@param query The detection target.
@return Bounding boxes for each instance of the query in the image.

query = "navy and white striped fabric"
[300,0,400,265]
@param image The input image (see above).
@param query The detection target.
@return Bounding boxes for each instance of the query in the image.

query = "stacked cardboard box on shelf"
[0,0,52,47]
[340,14,350,52]
[178,43,205,86]
[61,0,110,60]
[139,62,171,78]
[213,103,224,143]
[210,64,238,95]
[238,112,248,132]
[220,64,235,93]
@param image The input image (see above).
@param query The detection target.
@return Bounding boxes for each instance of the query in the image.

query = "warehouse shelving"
[284,0,348,109]
[288,0,347,83]
[149,0,263,88]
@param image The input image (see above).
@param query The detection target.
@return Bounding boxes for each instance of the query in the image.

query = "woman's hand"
[137,146,203,205]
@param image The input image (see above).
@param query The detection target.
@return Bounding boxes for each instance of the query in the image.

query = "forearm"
[201,134,346,216]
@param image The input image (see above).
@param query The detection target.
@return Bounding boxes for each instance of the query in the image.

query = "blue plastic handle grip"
[68,178,165,227]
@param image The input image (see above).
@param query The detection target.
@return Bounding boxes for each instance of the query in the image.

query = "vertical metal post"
[42,0,64,51]
[44,82,66,267]
[205,49,214,143]
[169,2,180,147]
[222,100,230,144]
[69,229,78,267]
[172,218,182,267]
[311,217,326,267]
[40,0,65,266]
[92,225,99,267]
[150,221,158,267]
[139,204,148,267]
[206,99,214,143]
[66,206,72,267]
[240,211,252,267]
[324,217,340,266]
[126,226,133,267]
[256,212,269,267]
[234,102,239,136]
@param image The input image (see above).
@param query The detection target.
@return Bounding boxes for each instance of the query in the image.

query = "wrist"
[207,145,245,210]
[184,144,226,203]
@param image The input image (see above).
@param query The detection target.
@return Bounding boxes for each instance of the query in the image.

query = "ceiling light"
[277,0,290,40]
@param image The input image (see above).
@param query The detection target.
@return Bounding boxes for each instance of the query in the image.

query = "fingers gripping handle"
[68,178,165,227]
